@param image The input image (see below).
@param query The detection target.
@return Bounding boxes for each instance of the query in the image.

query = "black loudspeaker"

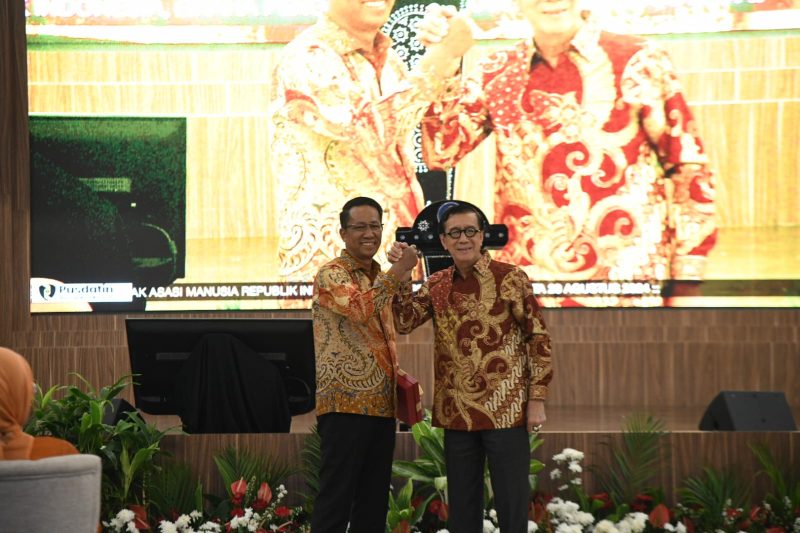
[699,391,797,431]
[103,398,138,426]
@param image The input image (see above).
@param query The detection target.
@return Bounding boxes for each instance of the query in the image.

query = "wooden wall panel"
[692,103,763,228]
[26,48,276,84]
[787,36,800,66]
[187,116,276,240]
[773,342,800,407]
[546,342,602,406]
[680,70,737,102]
[664,35,790,71]
[779,102,800,226]
[740,67,800,101]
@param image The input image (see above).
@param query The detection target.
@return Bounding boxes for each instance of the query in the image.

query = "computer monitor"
[125,317,315,416]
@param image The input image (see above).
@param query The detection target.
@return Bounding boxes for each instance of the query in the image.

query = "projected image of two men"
[26,0,800,311]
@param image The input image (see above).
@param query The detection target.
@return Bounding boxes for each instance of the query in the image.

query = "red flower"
[428,499,449,522]
[257,482,272,505]
[391,522,411,533]
[682,518,696,533]
[411,495,424,510]
[129,504,151,530]
[649,503,670,528]
[530,502,547,523]
[528,492,553,523]
[275,506,293,519]
[631,494,654,513]
[531,490,552,506]
[230,506,244,518]
[590,492,614,512]
[252,499,268,512]
[765,528,787,533]
[428,499,442,515]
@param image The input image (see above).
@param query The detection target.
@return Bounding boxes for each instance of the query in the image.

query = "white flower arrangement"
[616,512,648,533]
[103,509,140,533]
[551,448,586,498]
[547,497,595,528]
[157,510,222,533]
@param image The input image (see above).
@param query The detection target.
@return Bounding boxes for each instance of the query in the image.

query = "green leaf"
[418,435,446,470]
[79,412,92,433]
[677,467,750,531]
[89,400,104,426]
[392,461,435,482]
[593,412,669,505]
[398,478,414,507]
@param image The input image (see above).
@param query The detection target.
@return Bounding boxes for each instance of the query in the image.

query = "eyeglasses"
[443,227,481,239]
[346,223,384,233]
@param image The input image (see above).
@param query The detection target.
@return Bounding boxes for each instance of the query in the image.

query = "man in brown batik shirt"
[390,202,553,533]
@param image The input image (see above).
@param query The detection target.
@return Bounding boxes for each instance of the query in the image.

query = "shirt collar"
[316,14,393,59]
[450,251,493,280]
[340,249,381,277]
[529,15,602,66]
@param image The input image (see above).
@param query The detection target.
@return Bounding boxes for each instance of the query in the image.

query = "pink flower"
[231,478,247,499]
[748,505,767,525]
[257,482,272,505]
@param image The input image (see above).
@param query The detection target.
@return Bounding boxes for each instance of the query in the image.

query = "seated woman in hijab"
[0,346,78,460]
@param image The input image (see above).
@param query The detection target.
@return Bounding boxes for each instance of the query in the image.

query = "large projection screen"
[26,0,800,311]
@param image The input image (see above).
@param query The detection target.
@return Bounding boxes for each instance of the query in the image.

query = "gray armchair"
[0,454,101,533]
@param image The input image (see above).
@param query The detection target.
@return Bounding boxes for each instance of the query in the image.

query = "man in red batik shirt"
[389,202,553,533]
[418,0,717,307]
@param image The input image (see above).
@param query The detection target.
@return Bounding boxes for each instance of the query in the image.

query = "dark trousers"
[444,426,530,533]
[311,412,396,533]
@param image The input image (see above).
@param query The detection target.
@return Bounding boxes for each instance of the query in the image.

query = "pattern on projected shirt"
[421,20,717,306]
[270,15,458,282]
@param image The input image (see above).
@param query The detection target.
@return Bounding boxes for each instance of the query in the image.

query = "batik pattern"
[393,253,553,431]
[271,15,458,281]
[312,251,402,418]
[421,21,717,306]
